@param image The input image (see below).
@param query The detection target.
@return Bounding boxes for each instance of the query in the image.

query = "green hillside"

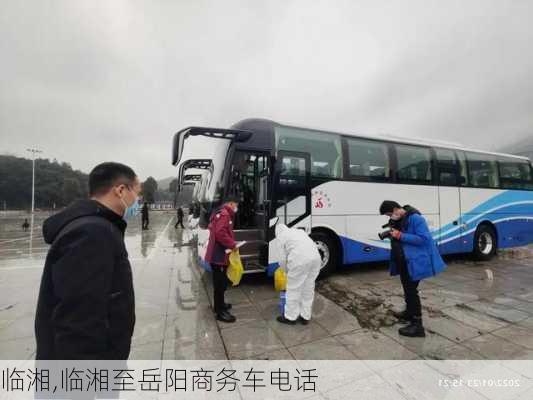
[0,155,88,210]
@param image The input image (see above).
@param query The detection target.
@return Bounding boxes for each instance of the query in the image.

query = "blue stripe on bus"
[437,191,533,243]
[339,215,533,265]
[339,236,391,264]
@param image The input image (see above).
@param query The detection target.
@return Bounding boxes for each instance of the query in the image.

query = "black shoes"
[216,310,236,323]
[394,309,426,337]
[277,316,297,325]
[398,316,426,337]
[213,303,231,314]
[276,315,309,325]
[392,309,411,323]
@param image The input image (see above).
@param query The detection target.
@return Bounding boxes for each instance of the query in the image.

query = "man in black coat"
[141,201,150,230]
[175,206,185,229]
[35,162,141,360]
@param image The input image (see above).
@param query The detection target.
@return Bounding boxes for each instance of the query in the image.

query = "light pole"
[26,148,42,256]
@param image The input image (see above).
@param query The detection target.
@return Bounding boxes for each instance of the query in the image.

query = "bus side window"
[466,152,500,188]
[276,126,342,179]
[435,148,459,186]
[347,138,390,180]
[394,144,432,184]
[499,158,533,190]
[280,156,306,188]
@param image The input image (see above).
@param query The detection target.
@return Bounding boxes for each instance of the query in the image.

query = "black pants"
[399,259,422,318]
[142,217,149,229]
[175,218,184,229]
[212,264,229,314]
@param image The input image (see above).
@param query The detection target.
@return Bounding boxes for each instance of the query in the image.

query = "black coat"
[141,204,149,218]
[35,200,135,360]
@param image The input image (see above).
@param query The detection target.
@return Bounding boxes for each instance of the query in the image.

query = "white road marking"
[0,237,31,244]
[147,216,174,261]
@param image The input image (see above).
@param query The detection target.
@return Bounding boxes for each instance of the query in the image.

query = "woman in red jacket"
[205,196,240,323]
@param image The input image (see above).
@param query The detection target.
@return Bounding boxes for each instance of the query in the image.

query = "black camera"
[378,220,400,240]
[378,228,392,240]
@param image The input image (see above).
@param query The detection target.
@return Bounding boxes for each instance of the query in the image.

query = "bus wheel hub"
[315,241,330,269]
[479,232,493,254]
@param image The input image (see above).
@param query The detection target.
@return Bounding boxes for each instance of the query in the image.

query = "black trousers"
[142,217,149,229]
[212,264,229,314]
[175,218,184,228]
[398,259,422,318]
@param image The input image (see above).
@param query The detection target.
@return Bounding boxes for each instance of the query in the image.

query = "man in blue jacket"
[379,200,446,337]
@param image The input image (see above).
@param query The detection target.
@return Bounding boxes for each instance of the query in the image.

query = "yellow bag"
[227,249,244,286]
[274,267,287,291]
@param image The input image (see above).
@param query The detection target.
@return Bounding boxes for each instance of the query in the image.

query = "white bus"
[173,119,533,275]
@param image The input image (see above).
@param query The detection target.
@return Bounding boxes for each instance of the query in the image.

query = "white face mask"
[233,206,239,213]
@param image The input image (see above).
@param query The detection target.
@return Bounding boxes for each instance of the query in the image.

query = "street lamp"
[26,148,42,256]
[26,148,42,215]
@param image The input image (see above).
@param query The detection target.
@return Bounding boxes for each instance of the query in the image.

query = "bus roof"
[232,118,530,162]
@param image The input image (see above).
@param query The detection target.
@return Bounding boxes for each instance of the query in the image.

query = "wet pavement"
[1,211,533,361]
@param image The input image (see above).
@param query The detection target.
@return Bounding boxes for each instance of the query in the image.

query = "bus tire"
[310,231,338,277]
[473,224,497,261]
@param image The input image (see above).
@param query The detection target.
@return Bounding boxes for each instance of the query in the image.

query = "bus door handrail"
[276,199,289,225]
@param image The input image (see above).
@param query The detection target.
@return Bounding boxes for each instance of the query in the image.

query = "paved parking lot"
[1,211,533,361]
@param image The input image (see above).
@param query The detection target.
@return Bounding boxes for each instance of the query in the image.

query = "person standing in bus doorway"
[35,162,139,359]
[141,201,150,230]
[379,200,446,337]
[205,195,241,323]
[175,206,185,229]
[274,223,322,325]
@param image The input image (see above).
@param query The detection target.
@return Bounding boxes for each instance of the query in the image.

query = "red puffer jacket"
[205,204,237,266]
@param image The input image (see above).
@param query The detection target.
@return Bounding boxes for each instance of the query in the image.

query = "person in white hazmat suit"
[274,223,322,325]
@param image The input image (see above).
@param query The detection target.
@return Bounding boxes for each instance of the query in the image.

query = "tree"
[0,155,89,210]
[169,178,178,194]
[142,177,158,203]
[62,178,82,206]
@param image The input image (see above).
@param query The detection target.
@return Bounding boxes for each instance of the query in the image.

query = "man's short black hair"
[89,162,137,196]
[379,200,401,215]
[224,194,240,204]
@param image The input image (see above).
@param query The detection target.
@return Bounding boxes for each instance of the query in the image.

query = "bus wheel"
[310,231,338,277]
[473,225,497,261]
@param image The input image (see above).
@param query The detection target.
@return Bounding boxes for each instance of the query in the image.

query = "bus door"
[229,151,271,272]
[274,151,312,232]
[435,148,466,254]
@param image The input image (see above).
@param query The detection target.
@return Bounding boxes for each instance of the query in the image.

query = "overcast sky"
[1,0,533,180]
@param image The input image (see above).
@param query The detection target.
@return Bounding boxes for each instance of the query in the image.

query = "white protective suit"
[275,224,322,321]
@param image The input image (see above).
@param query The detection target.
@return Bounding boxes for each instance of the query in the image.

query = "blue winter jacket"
[390,210,446,281]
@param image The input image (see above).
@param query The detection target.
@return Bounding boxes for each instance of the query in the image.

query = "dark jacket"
[141,204,149,218]
[35,199,135,360]
[204,204,236,266]
[177,208,184,219]
[390,205,446,281]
